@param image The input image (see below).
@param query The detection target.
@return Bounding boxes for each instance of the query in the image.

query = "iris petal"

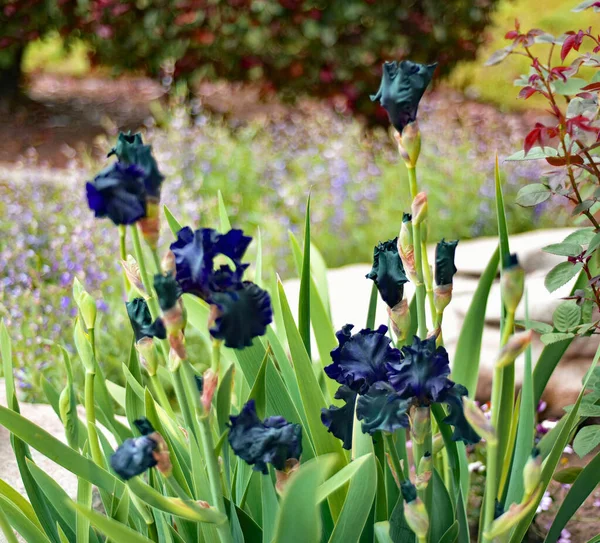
[321,385,357,450]
[440,383,481,445]
[209,282,273,349]
[356,382,411,435]
[110,436,157,480]
[126,298,167,341]
[228,400,302,474]
[387,336,451,403]
[366,237,409,307]
[435,239,459,286]
[326,324,401,394]
[86,162,147,225]
[371,60,437,133]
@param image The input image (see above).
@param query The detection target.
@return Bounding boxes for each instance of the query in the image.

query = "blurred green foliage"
[2,0,500,116]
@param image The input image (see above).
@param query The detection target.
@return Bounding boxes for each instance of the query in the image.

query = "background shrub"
[1,0,501,116]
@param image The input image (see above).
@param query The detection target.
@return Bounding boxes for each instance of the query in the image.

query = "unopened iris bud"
[496,330,533,368]
[168,348,184,372]
[394,122,422,168]
[168,329,187,360]
[410,406,430,445]
[139,198,160,250]
[388,298,411,342]
[201,369,218,415]
[154,273,185,334]
[411,192,428,226]
[416,452,432,490]
[121,256,147,298]
[161,250,176,275]
[523,447,542,499]
[136,337,158,376]
[434,239,458,314]
[483,485,542,540]
[398,213,417,281]
[400,481,429,538]
[462,398,497,444]
[432,433,444,455]
[72,278,97,330]
[501,253,525,314]
[73,318,95,373]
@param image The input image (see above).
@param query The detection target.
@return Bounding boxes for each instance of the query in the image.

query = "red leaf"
[581,82,600,91]
[524,128,541,155]
[505,30,519,40]
[546,155,585,166]
[518,86,537,99]
[562,34,577,61]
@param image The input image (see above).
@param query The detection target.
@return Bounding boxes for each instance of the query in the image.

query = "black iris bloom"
[126,298,166,341]
[209,282,273,349]
[366,238,409,307]
[387,336,451,404]
[108,132,164,199]
[435,239,459,287]
[170,226,251,299]
[110,417,158,480]
[322,331,479,446]
[325,324,401,395]
[86,162,147,225]
[228,400,302,474]
[371,60,437,133]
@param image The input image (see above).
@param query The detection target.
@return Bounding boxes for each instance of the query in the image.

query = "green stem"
[198,415,232,543]
[171,365,197,436]
[149,373,175,419]
[131,224,169,358]
[384,433,405,485]
[421,234,436,323]
[119,225,130,295]
[151,248,162,273]
[412,411,432,519]
[482,366,502,543]
[483,310,514,543]
[418,536,427,543]
[85,371,104,466]
[211,340,222,373]
[407,167,427,339]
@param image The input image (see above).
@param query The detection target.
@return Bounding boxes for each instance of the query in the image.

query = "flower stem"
[170,364,197,437]
[483,309,514,543]
[198,412,232,543]
[407,166,427,339]
[119,225,130,294]
[151,248,162,273]
[84,370,104,466]
[149,373,175,419]
[211,340,222,373]
[421,234,436,324]
[384,433,405,485]
[131,224,169,358]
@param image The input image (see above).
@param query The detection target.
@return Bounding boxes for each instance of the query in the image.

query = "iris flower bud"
[496,330,533,368]
[394,122,422,168]
[139,198,160,250]
[462,398,497,444]
[410,406,431,445]
[201,369,218,415]
[523,447,542,499]
[73,318,95,373]
[411,192,428,226]
[501,253,525,314]
[72,278,97,331]
[136,337,159,376]
[121,256,148,298]
[398,213,417,282]
[161,250,176,275]
[401,481,429,538]
[388,298,411,342]
[483,485,542,540]
[416,452,432,490]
